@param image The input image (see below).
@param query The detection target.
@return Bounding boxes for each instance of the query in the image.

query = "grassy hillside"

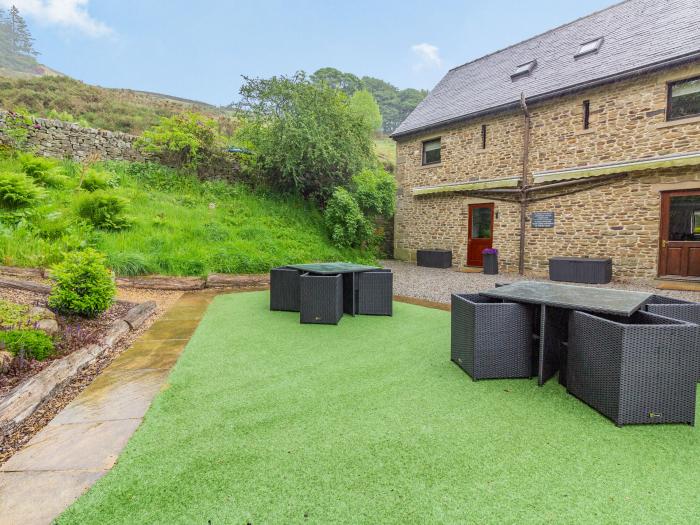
[0,152,374,276]
[374,136,396,171]
[0,76,228,134]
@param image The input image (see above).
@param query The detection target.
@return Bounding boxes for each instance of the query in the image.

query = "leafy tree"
[310,67,362,96]
[237,72,375,202]
[311,69,429,133]
[349,90,382,132]
[352,168,396,218]
[324,187,373,248]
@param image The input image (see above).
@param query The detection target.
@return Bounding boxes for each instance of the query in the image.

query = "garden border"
[0,300,157,437]
[0,266,270,291]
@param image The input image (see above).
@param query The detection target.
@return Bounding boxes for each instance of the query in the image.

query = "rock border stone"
[0,267,270,291]
[0,301,157,437]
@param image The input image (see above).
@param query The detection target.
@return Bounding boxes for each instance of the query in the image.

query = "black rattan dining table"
[285,263,381,315]
[480,282,653,386]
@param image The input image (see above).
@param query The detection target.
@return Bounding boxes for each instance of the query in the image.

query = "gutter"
[390,50,700,140]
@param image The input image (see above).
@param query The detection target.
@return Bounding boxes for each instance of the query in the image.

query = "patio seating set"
[451,281,700,426]
[270,263,393,324]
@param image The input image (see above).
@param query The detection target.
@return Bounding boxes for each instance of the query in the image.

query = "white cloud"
[0,0,113,37]
[411,43,443,71]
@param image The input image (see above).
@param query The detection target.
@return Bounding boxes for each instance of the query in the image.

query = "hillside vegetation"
[0,75,228,134]
[0,151,373,276]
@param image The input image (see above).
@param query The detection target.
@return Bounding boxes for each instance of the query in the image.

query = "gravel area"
[383,260,700,305]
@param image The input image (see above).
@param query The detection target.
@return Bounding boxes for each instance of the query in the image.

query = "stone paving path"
[0,291,217,525]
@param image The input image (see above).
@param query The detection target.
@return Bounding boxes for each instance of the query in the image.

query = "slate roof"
[392,0,700,138]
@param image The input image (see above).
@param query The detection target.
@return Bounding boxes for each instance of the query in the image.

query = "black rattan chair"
[358,269,393,316]
[270,267,301,312]
[300,273,343,325]
[451,293,533,380]
[567,310,700,426]
[644,295,700,325]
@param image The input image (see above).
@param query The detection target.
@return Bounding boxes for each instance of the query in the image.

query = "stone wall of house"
[394,61,700,278]
[0,110,146,162]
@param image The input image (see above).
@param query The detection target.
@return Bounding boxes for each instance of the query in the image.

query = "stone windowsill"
[655,115,700,129]
[419,162,443,170]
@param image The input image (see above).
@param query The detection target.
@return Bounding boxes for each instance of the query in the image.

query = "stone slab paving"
[0,291,217,525]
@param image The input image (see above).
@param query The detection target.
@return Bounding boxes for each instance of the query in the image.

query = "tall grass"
[0,153,376,276]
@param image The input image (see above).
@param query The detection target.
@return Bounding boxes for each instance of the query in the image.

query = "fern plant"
[0,171,42,209]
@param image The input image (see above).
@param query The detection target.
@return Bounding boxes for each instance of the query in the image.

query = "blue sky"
[3,0,613,106]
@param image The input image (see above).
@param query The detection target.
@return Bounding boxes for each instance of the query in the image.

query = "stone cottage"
[391,0,700,280]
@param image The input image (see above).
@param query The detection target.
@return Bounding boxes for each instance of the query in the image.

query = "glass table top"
[480,281,653,316]
[285,262,381,275]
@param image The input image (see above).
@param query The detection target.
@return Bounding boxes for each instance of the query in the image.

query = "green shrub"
[17,152,67,188]
[48,248,116,317]
[324,187,373,248]
[0,329,55,360]
[0,171,41,209]
[81,170,112,191]
[77,191,130,230]
[352,168,396,218]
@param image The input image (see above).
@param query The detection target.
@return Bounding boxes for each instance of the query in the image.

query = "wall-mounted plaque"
[531,211,555,228]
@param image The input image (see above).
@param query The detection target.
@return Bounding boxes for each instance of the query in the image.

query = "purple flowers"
[482,248,498,255]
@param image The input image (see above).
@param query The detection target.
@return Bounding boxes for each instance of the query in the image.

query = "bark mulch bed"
[0,287,134,398]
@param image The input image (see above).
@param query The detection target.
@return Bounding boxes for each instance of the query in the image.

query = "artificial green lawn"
[59,292,700,524]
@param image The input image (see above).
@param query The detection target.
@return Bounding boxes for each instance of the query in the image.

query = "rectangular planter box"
[549,257,612,284]
[567,310,700,426]
[417,249,452,268]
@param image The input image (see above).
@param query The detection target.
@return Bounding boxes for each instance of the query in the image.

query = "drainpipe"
[518,92,531,275]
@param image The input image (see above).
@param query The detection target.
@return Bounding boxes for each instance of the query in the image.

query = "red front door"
[659,190,700,277]
[467,203,494,267]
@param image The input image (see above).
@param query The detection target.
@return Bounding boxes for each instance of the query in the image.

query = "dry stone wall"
[0,109,146,162]
[394,62,700,278]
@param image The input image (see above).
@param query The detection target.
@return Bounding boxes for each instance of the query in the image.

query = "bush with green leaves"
[237,72,375,202]
[17,152,67,188]
[0,171,41,209]
[137,112,224,171]
[48,248,116,317]
[352,168,396,218]
[77,191,130,230]
[81,169,111,191]
[324,187,373,248]
[0,329,55,360]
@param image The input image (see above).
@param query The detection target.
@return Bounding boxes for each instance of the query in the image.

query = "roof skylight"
[575,37,603,58]
[511,60,537,80]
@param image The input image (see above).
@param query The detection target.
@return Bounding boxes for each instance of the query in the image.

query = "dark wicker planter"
[567,310,700,426]
[549,257,612,284]
[451,293,533,380]
[483,253,498,275]
[417,249,452,268]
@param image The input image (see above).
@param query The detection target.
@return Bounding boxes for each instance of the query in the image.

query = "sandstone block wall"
[394,62,700,278]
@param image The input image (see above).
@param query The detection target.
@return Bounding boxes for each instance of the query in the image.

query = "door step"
[458,266,484,273]
[654,279,700,292]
